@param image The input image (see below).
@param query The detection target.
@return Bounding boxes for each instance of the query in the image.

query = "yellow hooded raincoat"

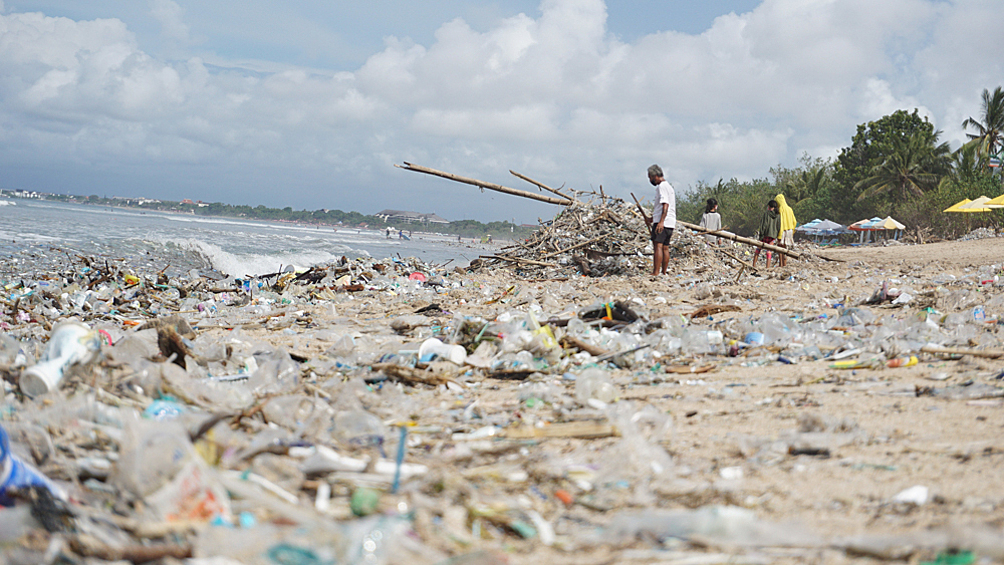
[776,194,797,235]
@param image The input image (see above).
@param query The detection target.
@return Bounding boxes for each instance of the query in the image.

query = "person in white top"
[645,164,676,276]
[699,198,722,245]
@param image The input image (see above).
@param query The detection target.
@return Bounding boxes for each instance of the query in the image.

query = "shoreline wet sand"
[3,228,1004,564]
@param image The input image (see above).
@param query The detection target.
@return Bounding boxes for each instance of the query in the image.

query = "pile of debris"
[395,163,746,278]
[481,199,714,278]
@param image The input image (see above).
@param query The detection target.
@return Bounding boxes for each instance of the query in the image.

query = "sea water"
[0,199,484,278]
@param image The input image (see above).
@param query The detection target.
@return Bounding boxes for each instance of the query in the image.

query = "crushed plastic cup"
[744,332,765,346]
[19,322,102,398]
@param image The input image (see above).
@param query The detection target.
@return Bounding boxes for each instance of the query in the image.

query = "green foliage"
[832,109,941,221]
[678,176,778,237]
[853,132,951,205]
[897,170,1004,239]
[963,86,1004,159]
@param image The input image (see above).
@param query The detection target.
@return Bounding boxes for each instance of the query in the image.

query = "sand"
[214,236,1004,563]
[6,235,1004,564]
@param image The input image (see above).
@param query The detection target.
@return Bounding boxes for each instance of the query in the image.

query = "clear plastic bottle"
[574,368,618,404]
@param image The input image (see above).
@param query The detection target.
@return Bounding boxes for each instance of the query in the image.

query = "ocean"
[0,199,488,278]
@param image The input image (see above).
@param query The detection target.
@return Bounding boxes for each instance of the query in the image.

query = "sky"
[1,0,1002,223]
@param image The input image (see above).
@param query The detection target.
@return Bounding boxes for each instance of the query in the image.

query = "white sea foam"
[168,238,357,276]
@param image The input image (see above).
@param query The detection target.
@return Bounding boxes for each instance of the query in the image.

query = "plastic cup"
[418,338,466,364]
[19,322,99,398]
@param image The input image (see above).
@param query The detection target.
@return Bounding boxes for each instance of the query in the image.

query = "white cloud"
[0,0,1002,221]
[150,0,189,43]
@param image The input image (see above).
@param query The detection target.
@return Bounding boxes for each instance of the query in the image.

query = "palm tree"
[962,86,1004,159]
[943,142,984,187]
[855,133,951,203]
[785,166,826,206]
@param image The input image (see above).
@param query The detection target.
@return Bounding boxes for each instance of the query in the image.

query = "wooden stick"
[560,335,608,357]
[539,235,606,259]
[629,192,652,226]
[677,220,800,259]
[717,248,758,272]
[509,170,579,203]
[396,162,573,206]
[501,421,618,439]
[481,254,558,267]
[921,345,1004,359]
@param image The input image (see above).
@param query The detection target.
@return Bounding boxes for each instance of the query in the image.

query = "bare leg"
[659,245,670,274]
[752,247,761,268]
[652,242,664,276]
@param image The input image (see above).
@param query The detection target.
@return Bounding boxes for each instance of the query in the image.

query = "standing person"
[698,198,722,245]
[646,164,676,276]
[751,199,780,268]
[775,194,796,268]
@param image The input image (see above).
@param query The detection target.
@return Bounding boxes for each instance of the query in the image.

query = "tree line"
[677,86,1004,240]
[55,195,538,239]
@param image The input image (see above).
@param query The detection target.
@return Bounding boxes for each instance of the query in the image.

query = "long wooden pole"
[677,220,801,259]
[396,162,573,206]
[509,170,579,204]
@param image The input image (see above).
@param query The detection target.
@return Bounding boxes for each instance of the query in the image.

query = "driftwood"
[688,304,742,319]
[560,335,608,357]
[509,170,581,203]
[480,254,559,267]
[501,421,618,439]
[677,221,801,259]
[371,363,460,386]
[921,346,1004,359]
[396,162,573,206]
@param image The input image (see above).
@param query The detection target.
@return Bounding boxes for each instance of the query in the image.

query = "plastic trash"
[602,505,822,547]
[418,337,466,364]
[0,424,66,507]
[19,321,102,397]
[887,355,918,368]
[574,368,618,405]
[111,416,231,522]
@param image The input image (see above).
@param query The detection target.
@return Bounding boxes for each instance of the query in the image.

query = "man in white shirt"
[646,164,675,275]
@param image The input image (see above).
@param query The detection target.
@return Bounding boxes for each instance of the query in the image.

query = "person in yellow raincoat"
[775,194,797,268]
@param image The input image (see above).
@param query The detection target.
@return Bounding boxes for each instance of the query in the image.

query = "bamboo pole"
[509,170,579,203]
[480,255,558,267]
[539,235,606,259]
[677,221,801,259]
[921,345,1004,359]
[396,162,573,206]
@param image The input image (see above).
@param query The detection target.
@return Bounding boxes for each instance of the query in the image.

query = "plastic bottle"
[887,355,918,368]
[19,322,102,398]
[574,368,618,405]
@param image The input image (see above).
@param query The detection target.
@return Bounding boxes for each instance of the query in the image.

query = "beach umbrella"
[849,217,883,230]
[813,219,845,231]
[944,199,975,213]
[876,217,905,230]
[984,194,1004,208]
[796,219,823,237]
[957,196,994,212]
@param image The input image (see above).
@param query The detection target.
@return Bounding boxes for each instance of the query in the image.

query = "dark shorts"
[651,225,673,245]
[760,237,776,245]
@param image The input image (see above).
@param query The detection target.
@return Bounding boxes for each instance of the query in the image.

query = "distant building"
[374,209,450,224]
[181,199,195,205]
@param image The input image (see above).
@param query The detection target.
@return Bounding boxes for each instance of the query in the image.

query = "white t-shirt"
[652,180,676,227]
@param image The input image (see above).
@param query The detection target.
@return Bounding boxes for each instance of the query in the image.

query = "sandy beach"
[3,231,1004,564]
